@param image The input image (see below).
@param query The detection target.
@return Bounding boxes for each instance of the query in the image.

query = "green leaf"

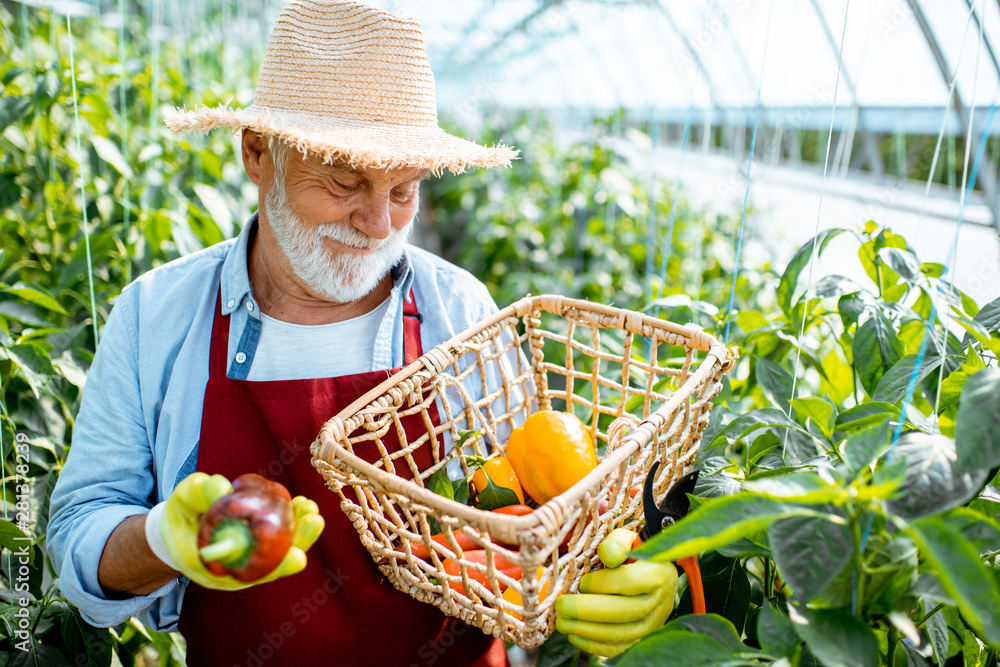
[843,418,892,475]
[535,631,579,667]
[777,229,847,316]
[474,475,520,511]
[886,432,985,520]
[873,354,944,405]
[835,402,898,433]
[791,397,837,440]
[743,471,844,505]
[7,343,56,400]
[904,515,1000,646]
[452,477,469,505]
[962,628,982,667]
[8,639,68,667]
[0,172,19,210]
[811,275,863,300]
[619,630,759,667]
[878,247,923,285]
[788,605,880,667]
[938,370,969,409]
[955,315,1000,357]
[757,600,799,658]
[972,295,1000,334]
[2,67,27,85]
[695,472,743,499]
[866,534,919,615]
[1,285,68,315]
[34,70,61,101]
[456,429,481,451]
[954,368,1000,475]
[901,640,930,667]
[755,357,794,414]
[736,310,769,333]
[426,467,455,502]
[943,507,1000,558]
[922,597,948,666]
[748,432,780,466]
[194,184,235,238]
[853,312,904,397]
[666,614,748,653]
[859,229,907,287]
[838,294,866,328]
[0,520,28,550]
[60,606,113,667]
[820,350,854,406]
[0,96,32,133]
[769,515,852,602]
[675,553,753,636]
[867,456,908,499]
[634,494,830,562]
[709,409,810,450]
[89,135,134,178]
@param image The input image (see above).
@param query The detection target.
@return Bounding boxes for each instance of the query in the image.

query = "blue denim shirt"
[47,215,504,631]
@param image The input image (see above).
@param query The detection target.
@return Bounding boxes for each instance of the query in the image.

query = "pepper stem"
[199,519,254,568]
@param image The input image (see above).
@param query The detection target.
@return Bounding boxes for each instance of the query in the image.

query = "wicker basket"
[310,294,734,649]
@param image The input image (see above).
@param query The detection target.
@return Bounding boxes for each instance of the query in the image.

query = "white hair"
[267,135,293,183]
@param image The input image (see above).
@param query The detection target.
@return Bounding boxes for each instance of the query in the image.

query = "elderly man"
[48,1,673,664]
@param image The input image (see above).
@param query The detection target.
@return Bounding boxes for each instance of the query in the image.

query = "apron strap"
[403,287,423,366]
[208,291,228,380]
[208,288,424,379]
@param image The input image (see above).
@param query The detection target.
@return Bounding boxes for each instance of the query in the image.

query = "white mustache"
[316,223,383,250]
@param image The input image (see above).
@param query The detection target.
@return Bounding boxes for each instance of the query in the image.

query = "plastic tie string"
[651,0,718,322]
[785,0,852,458]
[852,0,991,616]
[67,9,100,345]
[118,0,132,284]
[722,0,777,345]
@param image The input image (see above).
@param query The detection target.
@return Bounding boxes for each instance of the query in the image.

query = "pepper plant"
[0,4,247,664]
[608,223,1000,666]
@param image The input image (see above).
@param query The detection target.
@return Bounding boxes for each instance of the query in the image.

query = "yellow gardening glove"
[152,472,324,591]
[555,528,677,658]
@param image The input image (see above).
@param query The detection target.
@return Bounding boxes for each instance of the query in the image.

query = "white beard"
[264,182,413,303]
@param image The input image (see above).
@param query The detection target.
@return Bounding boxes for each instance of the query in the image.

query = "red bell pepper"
[197,474,296,582]
[443,549,522,597]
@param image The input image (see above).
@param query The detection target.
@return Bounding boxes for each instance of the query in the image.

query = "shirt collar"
[220,213,417,315]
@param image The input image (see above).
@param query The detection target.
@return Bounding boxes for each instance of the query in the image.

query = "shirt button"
[227,299,235,309]
[246,301,255,312]
[235,352,247,364]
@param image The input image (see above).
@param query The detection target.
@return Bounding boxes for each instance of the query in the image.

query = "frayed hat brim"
[165,104,517,174]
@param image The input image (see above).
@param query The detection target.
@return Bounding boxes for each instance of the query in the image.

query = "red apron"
[178,290,507,667]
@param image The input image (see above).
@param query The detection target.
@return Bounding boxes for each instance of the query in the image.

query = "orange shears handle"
[677,555,705,614]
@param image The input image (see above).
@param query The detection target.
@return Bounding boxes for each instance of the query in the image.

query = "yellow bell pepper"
[505,410,597,505]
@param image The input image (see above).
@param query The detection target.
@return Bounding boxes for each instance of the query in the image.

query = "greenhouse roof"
[383,0,1000,136]
[45,0,1000,134]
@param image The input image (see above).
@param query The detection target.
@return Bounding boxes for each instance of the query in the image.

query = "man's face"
[263,147,426,304]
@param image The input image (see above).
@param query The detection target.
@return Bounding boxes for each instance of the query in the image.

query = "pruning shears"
[640,460,706,615]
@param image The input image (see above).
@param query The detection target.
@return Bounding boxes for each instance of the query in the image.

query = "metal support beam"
[654,0,721,105]
[906,0,1000,233]
[862,131,885,178]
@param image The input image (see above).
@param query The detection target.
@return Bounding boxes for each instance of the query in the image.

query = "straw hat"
[164,0,517,174]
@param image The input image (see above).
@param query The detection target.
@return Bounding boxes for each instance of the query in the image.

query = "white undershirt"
[245,298,391,381]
